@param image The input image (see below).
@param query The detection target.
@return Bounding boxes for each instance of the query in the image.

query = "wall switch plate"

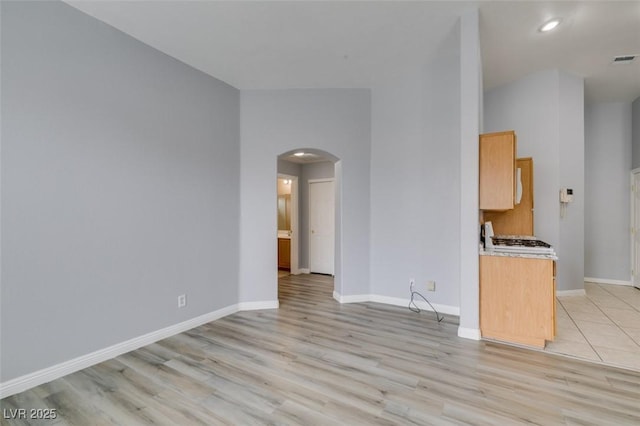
[178,294,186,308]
[426,281,436,292]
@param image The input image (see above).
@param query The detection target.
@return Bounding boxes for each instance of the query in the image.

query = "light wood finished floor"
[2,274,640,425]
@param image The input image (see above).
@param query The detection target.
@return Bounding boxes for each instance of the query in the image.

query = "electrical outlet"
[426,281,436,292]
[178,294,186,308]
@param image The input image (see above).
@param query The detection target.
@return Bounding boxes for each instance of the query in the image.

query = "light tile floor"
[545,282,640,371]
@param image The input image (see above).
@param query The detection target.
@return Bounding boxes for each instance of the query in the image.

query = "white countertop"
[479,247,557,261]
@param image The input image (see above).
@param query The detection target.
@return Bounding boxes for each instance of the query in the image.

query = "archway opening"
[276,148,341,301]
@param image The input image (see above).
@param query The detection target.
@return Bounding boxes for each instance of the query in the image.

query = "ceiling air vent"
[612,55,636,65]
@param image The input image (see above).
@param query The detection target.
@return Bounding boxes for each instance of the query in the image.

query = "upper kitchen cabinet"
[483,157,534,235]
[479,131,517,211]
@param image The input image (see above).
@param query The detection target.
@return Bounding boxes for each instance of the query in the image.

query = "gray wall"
[1,1,240,382]
[277,159,302,178]
[368,10,482,337]
[558,71,585,293]
[484,69,585,291]
[458,9,482,335]
[239,89,371,302]
[585,102,632,281]
[633,97,640,170]
[369,21,462,309]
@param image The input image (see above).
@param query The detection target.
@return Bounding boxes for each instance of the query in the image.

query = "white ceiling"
[66,1,640,103]
[480,1,640,102]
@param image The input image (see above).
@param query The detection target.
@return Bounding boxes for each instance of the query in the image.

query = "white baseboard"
[458,327,481,340]
[0,300,278,399]
[237,300,279,310]
[296,268,310,275]
[332,291,369,303]
[584,277,632,287]
[557,289,586,296]
[369,294,460,316]
[332,292,460,316]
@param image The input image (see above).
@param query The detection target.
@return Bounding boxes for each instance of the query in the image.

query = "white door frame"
[632,169,640,289]
[278,173,299,274]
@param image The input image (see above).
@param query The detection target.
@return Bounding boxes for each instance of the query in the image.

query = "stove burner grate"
[491,238,552,248]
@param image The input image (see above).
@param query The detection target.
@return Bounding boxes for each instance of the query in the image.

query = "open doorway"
[277,149,339,297]
[277,174,298,277]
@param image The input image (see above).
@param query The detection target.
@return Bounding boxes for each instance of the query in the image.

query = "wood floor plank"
[3,273,640,425]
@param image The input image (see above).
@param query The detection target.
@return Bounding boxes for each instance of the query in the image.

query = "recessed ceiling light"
[293,152,305,157]
[539,18,562,33]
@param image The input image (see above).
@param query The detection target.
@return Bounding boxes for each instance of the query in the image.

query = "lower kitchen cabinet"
[278,238,291,270]
[480,255,556,348]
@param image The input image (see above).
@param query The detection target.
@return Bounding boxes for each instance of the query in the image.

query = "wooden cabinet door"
[483,157,534,235]
[278,238,291,270]
[479,131,516,210]
[480,255,555,348]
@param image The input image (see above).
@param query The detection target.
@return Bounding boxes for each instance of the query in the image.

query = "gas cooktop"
[482,223,556,256]
[491,237,552,248]
[489,236,555,255]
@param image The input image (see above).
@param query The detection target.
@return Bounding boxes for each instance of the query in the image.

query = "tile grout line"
[597,282,640,313]
[556,297,604,362]
[602,284,640,346]
[587,284,640,351]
